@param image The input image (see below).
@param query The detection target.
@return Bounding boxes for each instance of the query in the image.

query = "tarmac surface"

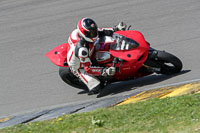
[0,80,199,128]
[1,0,200,119]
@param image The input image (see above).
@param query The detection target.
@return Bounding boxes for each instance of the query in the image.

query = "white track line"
[145,78,200,91]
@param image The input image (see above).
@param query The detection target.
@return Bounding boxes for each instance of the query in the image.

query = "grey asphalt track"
[0,0,200,117]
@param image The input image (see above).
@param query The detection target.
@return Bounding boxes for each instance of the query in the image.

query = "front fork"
[141,47,161,73]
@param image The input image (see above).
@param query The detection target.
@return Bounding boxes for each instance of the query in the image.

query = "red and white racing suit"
[67,28,115,91]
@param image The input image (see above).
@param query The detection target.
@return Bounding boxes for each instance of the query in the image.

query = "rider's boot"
[88,83,105,95]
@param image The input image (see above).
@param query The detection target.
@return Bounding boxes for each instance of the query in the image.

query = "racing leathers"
[67,27,116,92]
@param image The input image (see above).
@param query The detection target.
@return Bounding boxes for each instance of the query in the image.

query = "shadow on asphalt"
[96,70,191,98]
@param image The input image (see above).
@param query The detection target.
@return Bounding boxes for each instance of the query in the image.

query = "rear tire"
[156,51,183,75]
[59,67,87,90]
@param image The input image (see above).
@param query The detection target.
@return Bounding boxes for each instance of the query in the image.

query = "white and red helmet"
[77,18,98,43]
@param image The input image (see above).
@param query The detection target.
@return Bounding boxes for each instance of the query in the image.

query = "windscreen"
[111,34,139,50]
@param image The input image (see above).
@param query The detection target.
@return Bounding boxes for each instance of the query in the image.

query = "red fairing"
[110,31,149,62]
[107,31,150,80]
[45,43,69,67]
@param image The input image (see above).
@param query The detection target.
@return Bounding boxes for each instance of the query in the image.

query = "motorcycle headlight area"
[112,34,139,50]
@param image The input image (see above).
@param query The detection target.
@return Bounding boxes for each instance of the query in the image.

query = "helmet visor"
[84,28,98,38]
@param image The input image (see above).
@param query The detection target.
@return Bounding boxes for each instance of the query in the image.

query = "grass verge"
[1,94,200,133]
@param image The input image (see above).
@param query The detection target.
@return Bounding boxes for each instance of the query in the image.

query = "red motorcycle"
[45,30,183,90]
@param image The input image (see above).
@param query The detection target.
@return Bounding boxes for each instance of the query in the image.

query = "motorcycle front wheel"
[156,51,183,75]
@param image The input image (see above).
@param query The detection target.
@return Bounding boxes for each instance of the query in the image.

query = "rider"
[67,17,126,95]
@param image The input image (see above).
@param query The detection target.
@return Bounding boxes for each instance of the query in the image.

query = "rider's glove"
[116,22,127,31]
[102,67,116,76]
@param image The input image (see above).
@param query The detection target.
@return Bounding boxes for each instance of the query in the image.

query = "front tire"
[59,67,87,89]
[156,51,183,75]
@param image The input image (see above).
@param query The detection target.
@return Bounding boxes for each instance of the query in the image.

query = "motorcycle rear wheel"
[59,67,87,90]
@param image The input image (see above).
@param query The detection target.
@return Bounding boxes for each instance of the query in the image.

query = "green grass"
[1,94,200,133]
